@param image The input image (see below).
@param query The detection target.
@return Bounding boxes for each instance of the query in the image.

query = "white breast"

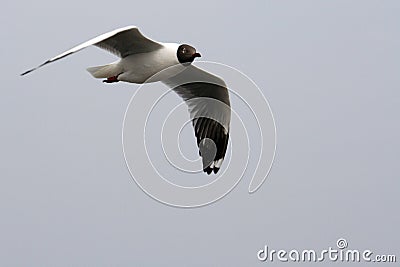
[118,43,183,83]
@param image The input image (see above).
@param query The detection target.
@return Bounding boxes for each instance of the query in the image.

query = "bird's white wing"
[162,65,231,174]
[21,26,163,75]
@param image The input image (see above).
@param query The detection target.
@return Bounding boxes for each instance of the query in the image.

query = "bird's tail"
[86,63,121,79]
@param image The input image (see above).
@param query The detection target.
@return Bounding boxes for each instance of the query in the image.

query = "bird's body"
[88,43,182,83]
[21,26,231,174]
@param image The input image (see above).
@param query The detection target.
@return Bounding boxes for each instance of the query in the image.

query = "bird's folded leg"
[102,76,119,83]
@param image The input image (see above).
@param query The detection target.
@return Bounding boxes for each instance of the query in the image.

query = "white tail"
[86,63,121,78]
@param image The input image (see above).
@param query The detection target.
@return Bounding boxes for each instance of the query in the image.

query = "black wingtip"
[20,69,32,76]
[21,60,52,77]
[203,166,220,175]
[204,167,212,175]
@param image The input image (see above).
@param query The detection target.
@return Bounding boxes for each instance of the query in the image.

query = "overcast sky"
[2,1,399,266]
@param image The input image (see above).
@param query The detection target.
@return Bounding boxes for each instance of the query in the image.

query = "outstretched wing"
[21,26,163,76]
[162,65,231,174]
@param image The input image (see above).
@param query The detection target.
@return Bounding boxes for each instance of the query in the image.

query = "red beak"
[193,52,201,58]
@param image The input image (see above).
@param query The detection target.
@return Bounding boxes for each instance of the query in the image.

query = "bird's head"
[177,44,201,64]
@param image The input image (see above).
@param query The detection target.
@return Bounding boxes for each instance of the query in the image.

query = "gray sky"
[2,0,399,266]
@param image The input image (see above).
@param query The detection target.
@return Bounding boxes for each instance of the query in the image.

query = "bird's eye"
[182,48,186,53]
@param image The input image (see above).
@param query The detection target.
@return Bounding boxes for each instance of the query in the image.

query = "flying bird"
[21,26,231,174]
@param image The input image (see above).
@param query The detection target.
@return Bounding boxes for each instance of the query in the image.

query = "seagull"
[21,26,231,174]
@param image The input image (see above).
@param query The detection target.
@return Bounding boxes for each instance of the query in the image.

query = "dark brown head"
[177,44,201,64]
